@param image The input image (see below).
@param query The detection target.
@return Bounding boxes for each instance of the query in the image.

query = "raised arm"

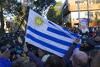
[23,43,45,67]
[63,37,80,64]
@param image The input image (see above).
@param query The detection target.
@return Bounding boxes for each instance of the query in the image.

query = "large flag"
[25,9,80,57]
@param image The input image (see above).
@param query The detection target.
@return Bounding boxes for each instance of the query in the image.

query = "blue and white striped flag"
[25,9,81,57]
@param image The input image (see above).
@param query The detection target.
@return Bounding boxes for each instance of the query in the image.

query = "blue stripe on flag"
[62,27,79,37]
[48,21,55,26]
[26,34,67,54]
[25,9,81,57]
[47,27,71,38]
[27,26,72,47]
[48,21,79,38]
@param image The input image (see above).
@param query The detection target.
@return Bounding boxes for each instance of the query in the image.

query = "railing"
[68,4,100,11]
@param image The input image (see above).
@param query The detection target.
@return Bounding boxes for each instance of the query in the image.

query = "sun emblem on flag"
[35,17,44,26]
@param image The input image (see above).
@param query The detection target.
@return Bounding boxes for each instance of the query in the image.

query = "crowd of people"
[0,22,100,67]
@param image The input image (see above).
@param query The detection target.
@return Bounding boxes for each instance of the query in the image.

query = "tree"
[0,0,56,33]
[31,0,56,15]
[15,0,56,32]
[0,0,6,34]
[3,0,23,16]
[47,1,62,25]
[0,0,24,28]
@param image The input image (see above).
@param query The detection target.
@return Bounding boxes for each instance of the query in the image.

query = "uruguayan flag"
[25,9,80,57]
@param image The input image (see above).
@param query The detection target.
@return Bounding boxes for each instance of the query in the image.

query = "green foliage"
[0,0,56,32]
[32,0,56,15]
[54,1,62,11]
[2,0,56,19]
[47,2,62,25]
[3,0,23,17]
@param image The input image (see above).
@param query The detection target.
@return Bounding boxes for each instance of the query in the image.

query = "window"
[96,11,100,19]
[75,0,87,5]
[96,0,100,4]
[89,0,96,4]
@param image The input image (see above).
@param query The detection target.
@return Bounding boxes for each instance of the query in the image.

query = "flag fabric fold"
[25,9,81,57]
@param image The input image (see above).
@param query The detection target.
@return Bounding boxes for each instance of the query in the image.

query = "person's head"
[72,51,88,67]
[94,36,100,41]
[91,52,100,67]
[38,49,47,58]
[94,32,100,41]
[45,55,64,67]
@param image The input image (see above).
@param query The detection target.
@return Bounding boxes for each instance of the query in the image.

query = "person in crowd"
[0,50,12,67]
[38,49,50,62]
[72,51,88,67]
[94,31,100,45]
[23,37,81,67]
[88,31,100,60]
[91,52,100,67]
[78,19,100,55]
[24,43,64,67]
[45,55,64,67]
[79,19,89,36]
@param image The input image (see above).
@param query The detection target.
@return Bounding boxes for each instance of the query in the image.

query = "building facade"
[62,0,100,27]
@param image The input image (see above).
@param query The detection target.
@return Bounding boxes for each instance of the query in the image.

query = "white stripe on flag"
[25,9,81,57]
[25,38,64,57]
[28,25,74,43]
[27,30,70,50]
[48,21,76,39]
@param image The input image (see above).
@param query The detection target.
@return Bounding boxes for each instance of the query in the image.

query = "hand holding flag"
[25,9,81,57]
